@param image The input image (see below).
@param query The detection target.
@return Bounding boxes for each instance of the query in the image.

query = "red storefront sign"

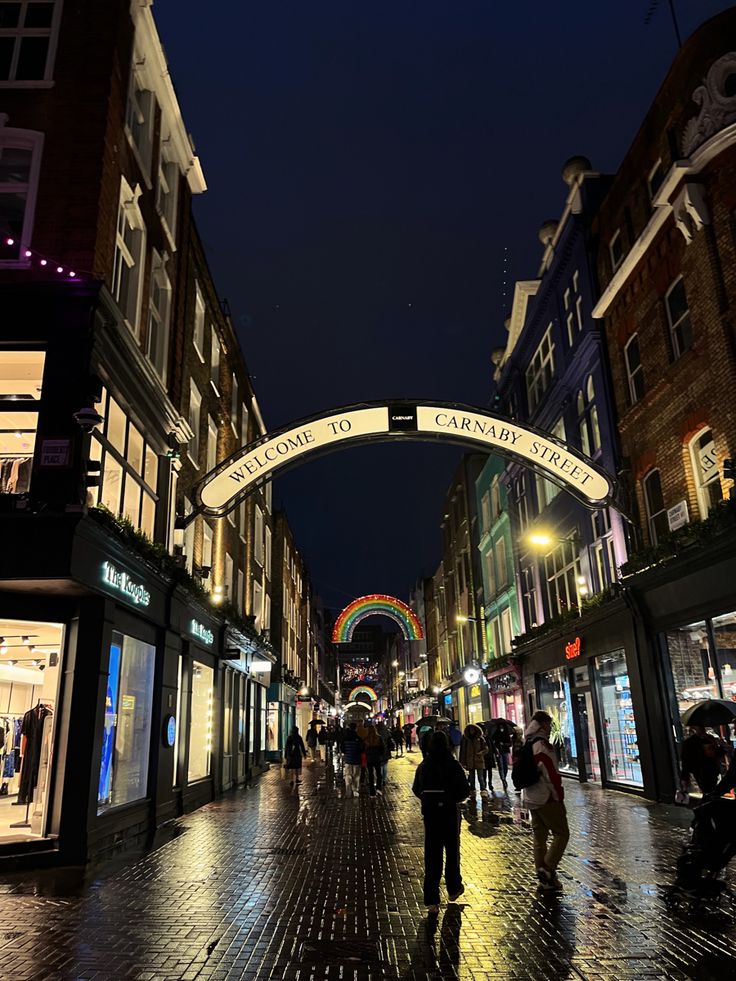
[565,636,582,661]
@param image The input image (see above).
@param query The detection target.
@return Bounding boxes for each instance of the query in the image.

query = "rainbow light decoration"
[332,594,424,644]
[347,685,378,703]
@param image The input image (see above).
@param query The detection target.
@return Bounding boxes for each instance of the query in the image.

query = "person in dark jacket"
[403,722,415,752]
[412,730,471,914]
[363,722,385,797]
[680,725,729,794]
[342,722,363,797]
[392,724,404,757]
[284,727,307,786]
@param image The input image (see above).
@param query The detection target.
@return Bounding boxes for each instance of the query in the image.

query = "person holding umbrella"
[679,700,735,795]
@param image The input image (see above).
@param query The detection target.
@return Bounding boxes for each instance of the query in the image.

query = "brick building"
[591,8,736,800]
[0,0,275,864]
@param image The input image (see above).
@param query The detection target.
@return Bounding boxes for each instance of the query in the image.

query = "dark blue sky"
[157,0,731,608]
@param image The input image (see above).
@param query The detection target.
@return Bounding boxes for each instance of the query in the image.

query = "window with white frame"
[241,402,249,447]
[480,491,491,535]
[0,0,62,84]
[0,126,42,261]
[624,334,645,405]
[188,379,201,465]
[265,525,272,580]
[156,153,179,244]
[183,497,195,574]
[201,521,213,573]
[193,282,205,361]
[500,607,513,653]
[254,505,264,566]
[236,568,244,613]
[88,386,158,538]
[647,159,664,203]
[239,501,246,540]
[490,616,503,659]
[112,178,146,334]
[210,331,220,393]
[536,417,565,508]
[642,469,668,545]
[689,428,722,519]
[206,415,217,474]
[525,326,555,412]
[253,578,264,631]
[591,509,616,590]
[146,251,171,383]
[495,536,508,588]
[490,476,501,519]
[577,375,601,456]
[609,229,623,271]
[515,475,529,531]
[483,546,495,597]
[544,539,582,617]
[125,65,155,177]
[230,373,238,434]
[564,269,584,345]
[665,277,693,359]
[263,593,271,633]
[225,552,234,606]
[521,565,537,629]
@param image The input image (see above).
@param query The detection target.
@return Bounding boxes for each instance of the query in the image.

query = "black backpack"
[511,737,542,791]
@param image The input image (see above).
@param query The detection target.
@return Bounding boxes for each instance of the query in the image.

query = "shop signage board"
[565,636,582,661]
[39,439,70,467]
[190,619,214,646]
[101,561,151,607]
[667,500,689,531]
[469,684,481,698]
[194,400,617,519]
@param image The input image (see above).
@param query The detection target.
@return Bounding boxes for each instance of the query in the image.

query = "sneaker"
[426,904,440,915]
[480,789,490,797]
[448,886,465,902]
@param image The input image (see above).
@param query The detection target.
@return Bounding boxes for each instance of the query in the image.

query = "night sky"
[157,0,731,609]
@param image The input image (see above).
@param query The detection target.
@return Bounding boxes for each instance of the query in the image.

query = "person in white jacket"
[522,711,569,890]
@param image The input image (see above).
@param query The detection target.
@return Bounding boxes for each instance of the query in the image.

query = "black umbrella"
[680,699,736,728]
[420,715,452,727]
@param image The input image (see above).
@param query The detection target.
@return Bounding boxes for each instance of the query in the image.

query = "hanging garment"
[18,706,51,805]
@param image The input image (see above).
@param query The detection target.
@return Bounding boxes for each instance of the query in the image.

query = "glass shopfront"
[537,667,578,775]
[187,662,214,782]
[98,631,156,812]
[593,651,643,788]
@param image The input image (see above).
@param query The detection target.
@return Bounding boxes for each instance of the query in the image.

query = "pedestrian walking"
[516,710,569,891]
[403,722,415,752]
[376,720,393,786]
[284,727,307,786]
[392,724,404,757]
[418,720,434,757]
[412,730,471,914]
[318,723,329,759]
[448,721,462,758]
[491,720,513,790]
[363,721,384,797]
[459,723,489,796]
[680,725,729,795]
[342,722,363,797]
[306,724,321,761]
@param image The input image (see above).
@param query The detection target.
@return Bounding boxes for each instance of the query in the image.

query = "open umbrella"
[680,699,736,728]
[420,714,452,727]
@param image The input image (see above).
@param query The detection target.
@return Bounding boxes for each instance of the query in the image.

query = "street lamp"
[392,659,399,667]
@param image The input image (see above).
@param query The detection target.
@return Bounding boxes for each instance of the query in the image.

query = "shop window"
[593,651,642,787]
[525,326,555,413]
[188,379,201,466]
[544,538,582,617]
[624,334,645,405]
[156,153,179,245]
[193,283,206,361]
[89,387,158,538]
[689,428,722,519]
[187,662,214,781]
[98,631,155,812]
[577,375,601,457]
[665,277,693,359]
[172,656,182,786]
[146,251,171,384]
[0,349,43,493]
[112,178,146,335]
[713,612,736,701]
[0,127,43,262]
[537,667,578,774]
[642,469,668,545]
[0,0,62,84]
[125,64,155,177]
[223,670,232,756]
[665,621,716,717]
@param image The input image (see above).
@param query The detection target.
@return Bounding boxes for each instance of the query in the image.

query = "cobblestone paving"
[1,754,736,980]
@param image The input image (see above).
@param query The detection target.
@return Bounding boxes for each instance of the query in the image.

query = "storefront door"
[574,690,601,783]
[593,651,643,788]
[537,667,578,775]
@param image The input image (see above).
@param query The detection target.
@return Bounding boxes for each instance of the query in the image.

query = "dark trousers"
[367,761,383,796]
[423,810,462,905]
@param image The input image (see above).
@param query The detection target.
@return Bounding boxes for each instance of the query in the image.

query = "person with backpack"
[459,723,489,796]
[512,710,569,891]
[412,730,471,914]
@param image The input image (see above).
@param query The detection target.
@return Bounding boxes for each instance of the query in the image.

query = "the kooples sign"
[101,562,151,607]
[196,401,615,515]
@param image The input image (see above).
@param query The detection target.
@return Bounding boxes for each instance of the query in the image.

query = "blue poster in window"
[564,679,577,760]
[98,639,122,804]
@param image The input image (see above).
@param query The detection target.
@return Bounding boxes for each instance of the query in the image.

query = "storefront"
[518,595,653,796]
[265,683,296,762]
[486,664,524,726]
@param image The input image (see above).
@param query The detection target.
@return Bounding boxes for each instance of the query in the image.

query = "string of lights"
[2,237,85,278]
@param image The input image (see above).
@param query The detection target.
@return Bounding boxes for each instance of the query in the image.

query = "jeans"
[531,801,570,872]
[344,763,361,796]
[367,761,383,796]
[423,810,462,905]
[468,768,487,792]
[496,750,509,784]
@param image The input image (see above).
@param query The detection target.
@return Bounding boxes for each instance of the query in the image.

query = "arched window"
[643,469,668,545]
[578,375,601,457]
[688,428,722,519]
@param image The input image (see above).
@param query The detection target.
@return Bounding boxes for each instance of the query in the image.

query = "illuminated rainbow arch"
[347,685,378,703]
[333,594,424,644]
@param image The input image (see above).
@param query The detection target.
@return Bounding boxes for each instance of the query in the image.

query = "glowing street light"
[528,532,553,548]
[392,659,399,667]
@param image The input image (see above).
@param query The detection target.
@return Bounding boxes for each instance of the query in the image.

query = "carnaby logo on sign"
[190,619,214,646]
[101,562,151,607]
[565,637,582,661]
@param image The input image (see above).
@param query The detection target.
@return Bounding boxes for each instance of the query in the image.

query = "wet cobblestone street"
[1,754,736,980]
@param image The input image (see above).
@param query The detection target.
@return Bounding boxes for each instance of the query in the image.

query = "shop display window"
[0,350,44,495]
[0,618,63,841]
[98,632,155,812]
[187,662,213,781]
[172,656,182,786]
[537,667,578,774]
[593,651,642,787]
[266,702,278,753]
[665,621,717,714]
[712,611,736,700]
